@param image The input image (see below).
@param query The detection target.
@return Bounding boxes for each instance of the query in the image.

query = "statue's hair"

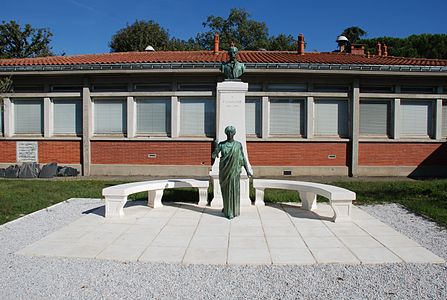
[224,125,236,135]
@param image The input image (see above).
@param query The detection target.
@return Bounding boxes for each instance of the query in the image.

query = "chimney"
[382,43,388,57]
[298,33,305,55]
[376,41,382,56]
[213,32,219,54]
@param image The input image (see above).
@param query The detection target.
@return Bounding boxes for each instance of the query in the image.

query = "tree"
[0,21,53,58]
[268,34,297,51]
[0,77,13,93]
[360,34,447,59]
[341,26,367,44]
[110,20,171,52]
[196,8,270,50]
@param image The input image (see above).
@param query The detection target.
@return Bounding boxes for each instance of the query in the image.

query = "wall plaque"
[16,142,38,163]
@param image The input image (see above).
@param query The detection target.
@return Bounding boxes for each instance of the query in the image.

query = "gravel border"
[0,199,446,299]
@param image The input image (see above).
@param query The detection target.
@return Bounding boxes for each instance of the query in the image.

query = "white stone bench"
[102,179,209,218]
[252,179,356,222]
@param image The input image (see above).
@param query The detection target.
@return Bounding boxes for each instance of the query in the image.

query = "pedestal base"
[210,174,251,208]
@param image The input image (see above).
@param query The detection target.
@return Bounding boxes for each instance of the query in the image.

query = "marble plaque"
[17,142,38,163]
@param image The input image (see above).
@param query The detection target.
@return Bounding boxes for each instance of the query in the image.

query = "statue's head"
[224,125,236,138]
[228,46,238,60]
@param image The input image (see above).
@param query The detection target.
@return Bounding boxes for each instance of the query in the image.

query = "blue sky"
[2,0,446,55]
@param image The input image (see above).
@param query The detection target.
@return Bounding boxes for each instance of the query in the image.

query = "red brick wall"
[247,142,348,166]
[0,140,81,164]
[39,141,82,164]
[0,141,16,162]
[359,142,447,166]
[91,141,212,165]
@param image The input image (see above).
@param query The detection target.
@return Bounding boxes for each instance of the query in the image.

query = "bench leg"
[299,191,317,211]
[105,196,127,218]
[330,200,352,222]
[197,187,208,206]
[148,190,164,208]
[254,188,265,206]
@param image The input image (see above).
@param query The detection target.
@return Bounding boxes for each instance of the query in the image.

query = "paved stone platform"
[17,201,445,265]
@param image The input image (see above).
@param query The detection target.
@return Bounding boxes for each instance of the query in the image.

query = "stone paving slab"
[16,201,445,265]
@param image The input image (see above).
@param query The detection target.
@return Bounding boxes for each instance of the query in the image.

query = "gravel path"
[1,199,446,299]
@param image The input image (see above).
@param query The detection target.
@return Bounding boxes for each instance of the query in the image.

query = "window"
[51,86,82,92]
[94,99,127,134]
[245,98,261,137]
[179,98,215,136]
[178,83,215,91]
[14,100,43,134]
[401,86,436,94]
[134,83,172,91]
[313,85,349,92]
[314,99,348,137]
[442,101,447,137]
[267,83,306,92]
[248,83,263,91]
[360,85,394,93]
[13,86,44,92]
[269,98,304,136]
[92,85,127,92]
[53,100,82,135]
[136,98,171,135]
[400,100,433,137]
[360,100,390,136]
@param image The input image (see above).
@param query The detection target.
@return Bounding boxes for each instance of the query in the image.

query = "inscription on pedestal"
[17,142,38,163]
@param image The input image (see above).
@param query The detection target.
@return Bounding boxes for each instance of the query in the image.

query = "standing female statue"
[212,126,252,219]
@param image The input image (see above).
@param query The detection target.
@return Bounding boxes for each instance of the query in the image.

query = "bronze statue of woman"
[212,126,252,219]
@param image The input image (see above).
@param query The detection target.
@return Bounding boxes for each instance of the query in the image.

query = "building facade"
[0,48,446,177]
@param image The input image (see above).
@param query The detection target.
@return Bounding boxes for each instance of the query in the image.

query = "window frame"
[313,98,349,138]
[359,99,392,138]
[268,97,305,137]
[93,98,127,136]
[135,97,171,137]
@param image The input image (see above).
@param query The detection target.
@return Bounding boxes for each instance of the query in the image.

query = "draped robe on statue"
[216,140,245,219]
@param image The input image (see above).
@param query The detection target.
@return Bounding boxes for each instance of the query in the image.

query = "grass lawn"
[1,178,446,228]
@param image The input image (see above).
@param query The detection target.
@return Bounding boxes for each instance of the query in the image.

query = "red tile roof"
[0,51,447,67]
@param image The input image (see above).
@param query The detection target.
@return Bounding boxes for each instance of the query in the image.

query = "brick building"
[0,38,446,177]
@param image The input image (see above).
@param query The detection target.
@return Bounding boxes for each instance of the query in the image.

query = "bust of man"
[220,45,245,80]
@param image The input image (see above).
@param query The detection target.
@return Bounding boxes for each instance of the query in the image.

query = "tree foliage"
[341,26,367,44]
[0,77,13,93]
[110,20,171,52]
[360,34,447,59]
[196,8,270,50]
[0,21,53,58]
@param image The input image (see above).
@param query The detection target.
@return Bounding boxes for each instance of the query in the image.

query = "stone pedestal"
[210,81,252,207]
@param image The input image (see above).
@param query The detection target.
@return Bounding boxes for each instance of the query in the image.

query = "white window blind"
[245,98,261,136]
[314,99,348,137]
[179,98,215,136]
[360,100,390,136]
[53,100,82,135]
[400,100,433,137]
[269,99,303,135]
[443,102,447,137]
[14,100,43,134]
[94,100,126,134]
[137,98,171,135]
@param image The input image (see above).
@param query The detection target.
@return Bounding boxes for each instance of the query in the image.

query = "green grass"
[1,178,446,228]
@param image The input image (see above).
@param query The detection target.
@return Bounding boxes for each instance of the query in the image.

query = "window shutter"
[137,99,171,135]
[245,98,261,136]
[314,99,348,137]
[14,100,43,134]
[269,99,303,135]
[180,98,215,136]
[360,101,389,135]
[53,100,82,134]
[400,100,432,136]
[443,102,447,137]
[94,100,126,134]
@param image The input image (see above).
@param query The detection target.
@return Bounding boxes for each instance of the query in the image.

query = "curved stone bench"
[253,179,356,222]
[102,179,209,218]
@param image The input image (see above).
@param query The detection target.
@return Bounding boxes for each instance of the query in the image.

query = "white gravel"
[0,199,446,300]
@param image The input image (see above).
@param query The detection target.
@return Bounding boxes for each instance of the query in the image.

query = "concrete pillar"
[171,96,179,138]
[127,96,136,138]
[3,97,13,137]
[261,96,269,138]
[435,99,443,140]
[393,98,401,139]
[350,79,360,177]
[44,97,53,137]
[306,96,314,139]
[82,80,92,176]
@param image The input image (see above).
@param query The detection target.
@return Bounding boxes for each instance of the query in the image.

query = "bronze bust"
[220,45,245,80]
